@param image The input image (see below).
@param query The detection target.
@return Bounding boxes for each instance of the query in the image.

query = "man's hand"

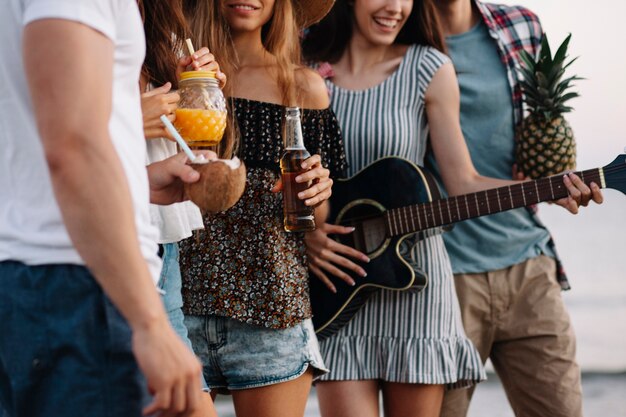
[555,172,603,214]
[147,151,217,205]
[132,319,203,417]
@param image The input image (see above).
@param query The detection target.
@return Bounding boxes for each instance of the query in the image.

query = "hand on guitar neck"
[512,163,604,213]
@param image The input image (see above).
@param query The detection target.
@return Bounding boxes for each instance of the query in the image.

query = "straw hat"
[293,0,335,28]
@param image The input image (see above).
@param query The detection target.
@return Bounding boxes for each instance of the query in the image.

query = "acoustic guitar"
[310,154,626,340]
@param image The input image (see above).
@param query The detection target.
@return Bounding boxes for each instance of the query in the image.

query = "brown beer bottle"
[280,107,315,232]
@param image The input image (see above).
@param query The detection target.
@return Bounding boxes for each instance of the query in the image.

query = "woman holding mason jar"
[138,1,232,415]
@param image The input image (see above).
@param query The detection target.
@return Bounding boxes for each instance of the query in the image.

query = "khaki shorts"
[440,255,582,417]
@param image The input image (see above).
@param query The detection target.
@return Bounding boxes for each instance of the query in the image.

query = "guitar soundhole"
[336,201,388,257]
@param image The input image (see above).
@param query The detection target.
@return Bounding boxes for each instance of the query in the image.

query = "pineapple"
[516,33,581,179]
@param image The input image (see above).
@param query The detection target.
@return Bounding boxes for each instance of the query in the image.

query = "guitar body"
[310,157,443,339]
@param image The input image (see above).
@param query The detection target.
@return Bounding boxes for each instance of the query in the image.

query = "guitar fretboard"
[384,168,602,237]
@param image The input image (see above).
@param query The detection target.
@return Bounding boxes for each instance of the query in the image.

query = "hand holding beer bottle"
[278,107,333,232]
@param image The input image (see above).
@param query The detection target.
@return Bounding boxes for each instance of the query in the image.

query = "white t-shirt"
[146,136,203,243]
[0,0,162,282]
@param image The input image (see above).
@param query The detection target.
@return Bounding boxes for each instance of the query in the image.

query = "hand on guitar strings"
[513,164,603,213]
[555,172,603,214]
[305,223,370,293]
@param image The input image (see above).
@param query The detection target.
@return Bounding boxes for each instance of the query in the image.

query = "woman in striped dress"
[300,0,533,415]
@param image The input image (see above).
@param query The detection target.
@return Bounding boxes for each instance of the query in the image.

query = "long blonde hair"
[184,0,303,107]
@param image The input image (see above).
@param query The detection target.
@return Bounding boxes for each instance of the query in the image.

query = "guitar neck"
[384,167,604,237]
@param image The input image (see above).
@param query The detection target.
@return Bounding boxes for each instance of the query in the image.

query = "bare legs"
[317,380,444,417]
[226,369,314,417]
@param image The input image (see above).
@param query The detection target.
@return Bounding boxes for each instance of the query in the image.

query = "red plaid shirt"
[477,1,570,289]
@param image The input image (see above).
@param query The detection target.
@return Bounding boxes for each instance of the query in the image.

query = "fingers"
[322,223,356,235]
[563,173,590,206]
[296,170,332,207]
[161,152,204,184]
[511,163,528,181]
[300,177,333,207]
[311,257,356,287]
[317,224,370,263]
[590,182,604,204]
[216,70,227,89]
[555,196,579,214]
[143,389,172,416]
[184,375,202,417]
[142,82,171,97]
[144,126,174,141]
[191,48,218,71]
[305,225,368,282]
[185,48,227,86]
[301,154,322,170]
[168,381,187,417]
[310,264,337,293]
[271,178,283,193]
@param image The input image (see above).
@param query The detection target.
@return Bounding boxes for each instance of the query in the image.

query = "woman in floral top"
[178,1,346,416]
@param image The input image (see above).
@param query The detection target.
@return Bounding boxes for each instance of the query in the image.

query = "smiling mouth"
[373,17,399,29]
[229,4,260,11]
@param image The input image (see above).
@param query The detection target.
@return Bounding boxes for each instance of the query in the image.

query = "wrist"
[128,308,169,333]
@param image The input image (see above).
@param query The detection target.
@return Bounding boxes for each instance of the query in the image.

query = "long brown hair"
[138,0,189,89]
[184,0,303,107]
[303,0,446,64]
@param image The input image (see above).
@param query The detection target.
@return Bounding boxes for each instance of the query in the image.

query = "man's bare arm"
[24,19,201,415]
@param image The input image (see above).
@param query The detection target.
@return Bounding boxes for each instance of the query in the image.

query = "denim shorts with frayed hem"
[184,315,329,393]
[0,261,150,417]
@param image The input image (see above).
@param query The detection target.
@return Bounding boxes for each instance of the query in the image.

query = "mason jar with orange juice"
[174,70,227,148]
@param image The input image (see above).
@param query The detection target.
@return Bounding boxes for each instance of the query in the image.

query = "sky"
[498,0,626,371]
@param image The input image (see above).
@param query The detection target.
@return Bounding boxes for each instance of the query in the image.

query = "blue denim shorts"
[184,315,328,392]
[0,261,150,417]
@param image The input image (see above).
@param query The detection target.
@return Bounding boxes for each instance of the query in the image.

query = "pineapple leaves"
[517,32,582,117]
[552,33,572,66]
[519,50,537,71]
[540,35,552,66]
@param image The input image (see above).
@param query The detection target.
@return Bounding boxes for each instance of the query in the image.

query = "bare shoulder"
[295,67,330,110]
[424,61,458,104]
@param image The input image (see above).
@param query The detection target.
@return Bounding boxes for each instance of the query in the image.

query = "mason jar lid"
[180,70,217,81]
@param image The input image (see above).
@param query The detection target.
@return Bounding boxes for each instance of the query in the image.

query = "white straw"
[159,115,198,162]
[185,38,195,56]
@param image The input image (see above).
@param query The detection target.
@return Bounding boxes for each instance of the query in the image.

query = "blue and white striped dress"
[318,45,486,387]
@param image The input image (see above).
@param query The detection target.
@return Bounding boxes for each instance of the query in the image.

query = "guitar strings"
[341,163,626,232]
[387,164,626,232]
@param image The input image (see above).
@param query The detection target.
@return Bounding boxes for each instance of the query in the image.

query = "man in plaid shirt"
[430,1,602,416]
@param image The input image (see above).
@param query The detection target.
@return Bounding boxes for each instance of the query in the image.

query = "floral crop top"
[179,98,347,329]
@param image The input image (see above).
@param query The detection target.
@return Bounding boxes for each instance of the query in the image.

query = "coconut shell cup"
[185,157,246,214]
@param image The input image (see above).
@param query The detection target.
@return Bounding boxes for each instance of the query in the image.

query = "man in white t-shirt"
[0,1,208,416]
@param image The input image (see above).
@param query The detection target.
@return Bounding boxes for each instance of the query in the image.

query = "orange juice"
[174,108,227,147]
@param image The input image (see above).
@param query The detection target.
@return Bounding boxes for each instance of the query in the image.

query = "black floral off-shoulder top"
[179,98,347,329]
